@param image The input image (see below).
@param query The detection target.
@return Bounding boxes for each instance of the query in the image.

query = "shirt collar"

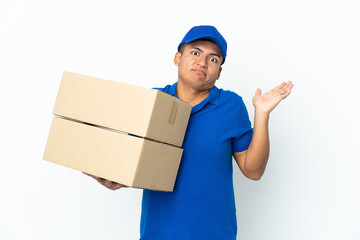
[168,82,178,97]
[207,85,220,105]
[169,82,220,105]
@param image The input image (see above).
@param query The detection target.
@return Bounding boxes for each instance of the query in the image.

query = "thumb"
[255,88,262,96]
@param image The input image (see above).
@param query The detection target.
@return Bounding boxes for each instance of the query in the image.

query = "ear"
[174,52,182,66]
[216,66,222,80]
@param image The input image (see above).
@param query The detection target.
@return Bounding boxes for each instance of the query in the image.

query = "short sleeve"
[231,96,253,153]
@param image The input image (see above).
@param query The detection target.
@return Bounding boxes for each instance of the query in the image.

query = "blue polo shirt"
[140,83,253,240]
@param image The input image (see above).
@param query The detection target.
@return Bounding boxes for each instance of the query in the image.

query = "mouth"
[191,69,206,76]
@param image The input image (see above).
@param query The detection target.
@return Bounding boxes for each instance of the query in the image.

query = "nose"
[197,55,208,68]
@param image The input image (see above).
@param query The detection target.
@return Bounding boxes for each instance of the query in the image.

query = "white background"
[1,0,359,239]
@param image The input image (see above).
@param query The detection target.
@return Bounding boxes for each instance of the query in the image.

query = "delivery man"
[85,25,294,240]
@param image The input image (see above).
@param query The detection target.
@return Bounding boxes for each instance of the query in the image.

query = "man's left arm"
[234,81,294,180]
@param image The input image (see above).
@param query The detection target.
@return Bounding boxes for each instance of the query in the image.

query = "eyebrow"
[191,47,221,59]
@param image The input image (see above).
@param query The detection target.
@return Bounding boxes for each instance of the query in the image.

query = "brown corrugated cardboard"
[43,117,183,192]
[53,71,192,147]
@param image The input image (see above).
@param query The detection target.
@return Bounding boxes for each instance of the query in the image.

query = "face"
[174,40,223,93]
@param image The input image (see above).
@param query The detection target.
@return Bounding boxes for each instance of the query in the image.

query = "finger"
[96,177,109,186]
[108,182,117,190]
[99,178,124,190]
[284,81,294,91]
[281,89,292,99]
[281,83,294,97]
[274,82,286,90]
[281,80,292,89]
[255,88,262,96]
[278,81,293,96]
[103,180,113,189]
[110,182,123,190]
[109,181,129,190]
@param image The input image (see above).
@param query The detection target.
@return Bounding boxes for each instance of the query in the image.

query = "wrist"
[254,109,270,119]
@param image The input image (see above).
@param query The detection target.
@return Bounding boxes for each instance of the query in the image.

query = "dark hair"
[178,43,188,54]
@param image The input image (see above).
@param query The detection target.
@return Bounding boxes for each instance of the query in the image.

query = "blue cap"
[177,25,227,64]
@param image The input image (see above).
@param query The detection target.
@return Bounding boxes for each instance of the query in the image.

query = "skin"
[84,39,294,189]
[174,40,223,106]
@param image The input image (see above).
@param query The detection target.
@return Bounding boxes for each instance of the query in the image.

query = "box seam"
[132,139,146,187]
[145,91,158,142]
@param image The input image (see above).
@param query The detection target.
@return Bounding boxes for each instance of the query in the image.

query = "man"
[86,25,293,239]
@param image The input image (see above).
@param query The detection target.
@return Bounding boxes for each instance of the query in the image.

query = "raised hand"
[252,81,294,114]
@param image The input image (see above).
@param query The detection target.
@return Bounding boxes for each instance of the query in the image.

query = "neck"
[176,81,211,106]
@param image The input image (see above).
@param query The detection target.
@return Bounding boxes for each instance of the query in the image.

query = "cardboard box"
[43,117,183,191]
[53,71,191,147]
[43,71,192,191]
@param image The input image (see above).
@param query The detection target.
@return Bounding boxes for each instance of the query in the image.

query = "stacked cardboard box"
[43,71,192,192]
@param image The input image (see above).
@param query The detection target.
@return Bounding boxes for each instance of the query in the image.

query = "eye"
[209,57,218,63]
[191,51,200,56]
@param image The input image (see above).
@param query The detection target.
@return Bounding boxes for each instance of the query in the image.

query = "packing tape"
[168,99,178,124]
